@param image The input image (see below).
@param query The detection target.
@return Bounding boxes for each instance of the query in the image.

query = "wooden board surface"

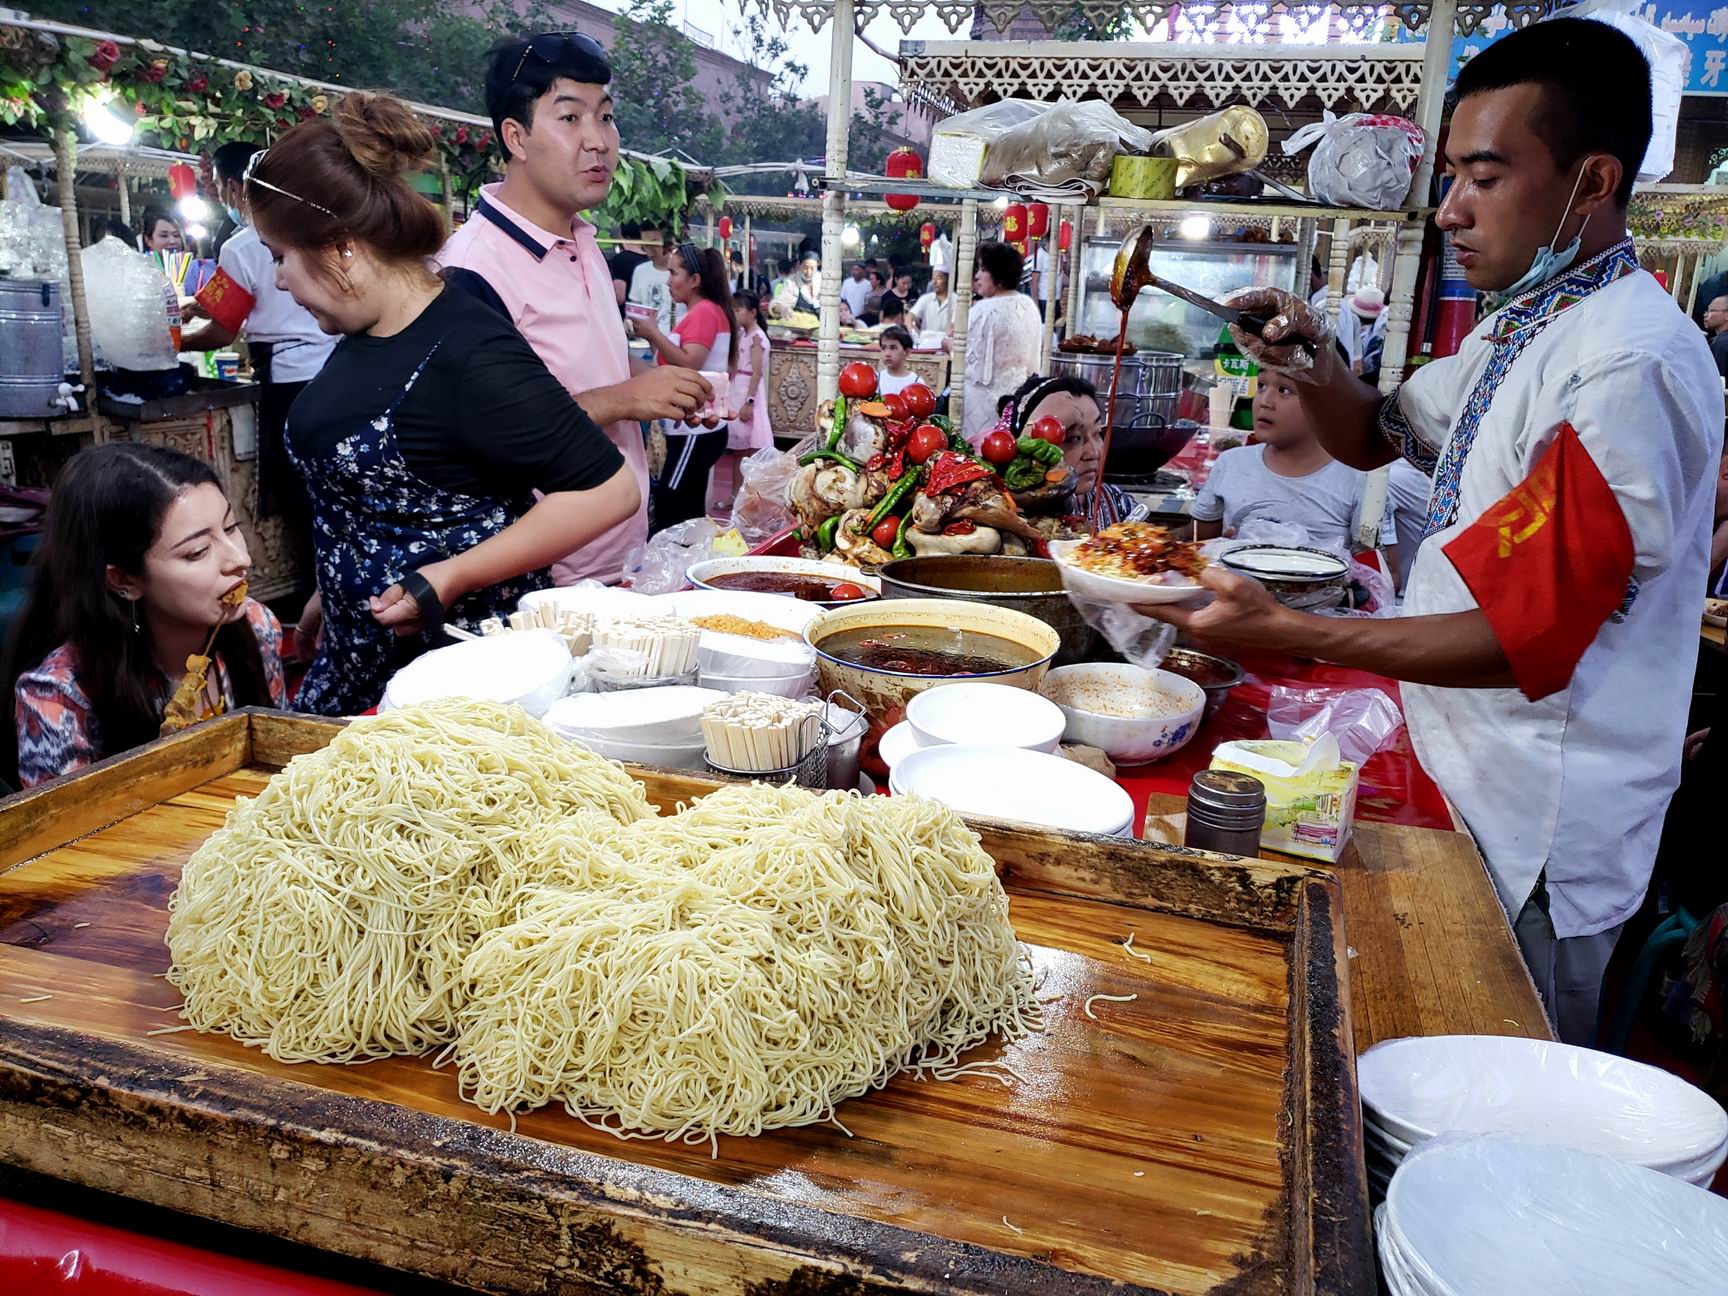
[1704,618,1725,654]
[0,712,1371,1296]
[1142,798,1549,1050]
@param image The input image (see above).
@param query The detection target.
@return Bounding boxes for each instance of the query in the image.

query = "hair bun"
[331,92,436,179]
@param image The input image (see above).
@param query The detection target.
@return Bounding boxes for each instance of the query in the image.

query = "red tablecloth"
[1114,647,1452,836]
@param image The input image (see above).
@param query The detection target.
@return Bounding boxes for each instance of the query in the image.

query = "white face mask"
[1497,157,1598,301]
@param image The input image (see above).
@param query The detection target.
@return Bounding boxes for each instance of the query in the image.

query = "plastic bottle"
[1212,322,1258,431]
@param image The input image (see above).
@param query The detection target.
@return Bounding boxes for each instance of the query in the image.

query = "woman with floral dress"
[247,93,638,715]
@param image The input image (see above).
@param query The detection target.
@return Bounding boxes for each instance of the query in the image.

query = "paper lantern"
[1003,203,1028,243]
[167,162,198,201]
[885,146,923,212]
[919,221,936,252]
[1010,238,1029,257]
[1058,218,1073,252]
[717,215,733,241]
[1027,202,1050,239]
[1653,269,1670,289]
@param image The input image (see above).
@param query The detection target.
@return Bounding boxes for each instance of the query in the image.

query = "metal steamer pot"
[1049,349,1189,467]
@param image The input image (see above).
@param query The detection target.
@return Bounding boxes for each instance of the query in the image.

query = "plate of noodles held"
[1049,523,1210,605]
[163,700,1040,1154]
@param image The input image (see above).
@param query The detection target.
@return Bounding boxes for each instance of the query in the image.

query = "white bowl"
[518,585,654,619]
[566,733,707,771]
[543,686,724,746]
[685,556,881,608]
[905,682,1065,754]
[381,630,574,718]
[890,744,1134,837]
[656,588,821,677]
[877,720,921,770]
[1039,663,1206,766]
[1047,538,1208,606]
[698,668,815,698]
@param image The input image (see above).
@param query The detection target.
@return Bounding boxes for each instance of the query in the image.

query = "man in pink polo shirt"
[439,32,711,584]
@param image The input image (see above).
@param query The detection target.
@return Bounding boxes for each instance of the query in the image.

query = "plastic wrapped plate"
[1048,539,1207,606]
[1382,1135,1728,1295]
[1360,1034,1728,1174]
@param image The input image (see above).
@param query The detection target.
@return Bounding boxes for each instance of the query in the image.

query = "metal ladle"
[1110,223,1314,355]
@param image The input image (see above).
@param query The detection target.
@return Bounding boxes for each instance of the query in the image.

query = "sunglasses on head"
[510,31,607,86]
[243,148,338,220]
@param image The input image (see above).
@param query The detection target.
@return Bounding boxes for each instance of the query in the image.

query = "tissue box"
[1210,739,1359,863]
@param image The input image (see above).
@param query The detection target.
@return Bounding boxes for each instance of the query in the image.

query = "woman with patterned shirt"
[2,444,288,789]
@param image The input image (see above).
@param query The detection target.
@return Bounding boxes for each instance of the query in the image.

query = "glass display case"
[1073,237,1302,360]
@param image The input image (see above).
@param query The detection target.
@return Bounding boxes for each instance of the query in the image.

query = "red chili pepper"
[921,450,993,498]
[942,519,978,536]
[865,454,885,472]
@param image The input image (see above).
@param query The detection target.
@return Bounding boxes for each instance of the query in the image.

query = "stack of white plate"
[1359,1035,1728,1202]
[658,589,819,697]
[543,685,724,770]
[380,630,574,718]
[1377,1135,1728,1295]
[876,682,1066,772]
[890,744,1134,837]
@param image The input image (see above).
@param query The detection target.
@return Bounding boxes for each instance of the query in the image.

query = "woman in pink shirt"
[633,245,739,529]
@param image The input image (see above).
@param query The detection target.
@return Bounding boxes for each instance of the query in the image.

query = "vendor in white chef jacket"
[1141,19,1723,1045]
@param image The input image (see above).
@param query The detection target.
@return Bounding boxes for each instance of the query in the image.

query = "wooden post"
[705,206,715,249]
[54,127,97,403]
[743,212,753,290]
[948,198,979,437]
[1295,217,1317,306]
[1039,230,1060,370]
[816,0,855,407]
[1065,209,1086,333]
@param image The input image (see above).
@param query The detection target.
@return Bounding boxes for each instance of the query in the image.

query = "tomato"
[981,429,1017,465]
[870,517,901,549]
[900,383,936,418]
[829,582,867,601]
[1029,415,1065,445]
[907,423,947,464]
[883,392,909,421]
[838,362,878,399]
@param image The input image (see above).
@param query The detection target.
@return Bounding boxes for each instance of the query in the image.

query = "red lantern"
[1653,269,1670,290]
[919,221,936,253]
[1003,203,1028,243]
[717,215,733,241]
[1027,202,1050,239]
[885,146,923,212]
[167,162,198,201]
[1058,218,1073,252]
[1011,239,1029,257]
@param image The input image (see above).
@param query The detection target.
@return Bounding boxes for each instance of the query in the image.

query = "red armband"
[194,267,255,334]
[1442,422,1634,702]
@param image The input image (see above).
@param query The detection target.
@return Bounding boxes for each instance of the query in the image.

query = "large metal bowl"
[877,554,1097,666]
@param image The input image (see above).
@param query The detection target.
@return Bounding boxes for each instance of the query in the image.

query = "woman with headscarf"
[988,374,1147,531]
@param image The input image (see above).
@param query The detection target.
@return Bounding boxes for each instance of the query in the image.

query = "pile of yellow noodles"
[166,701,1037,1145]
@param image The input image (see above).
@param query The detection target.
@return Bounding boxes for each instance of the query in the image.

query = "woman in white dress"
[961,241,1043,448]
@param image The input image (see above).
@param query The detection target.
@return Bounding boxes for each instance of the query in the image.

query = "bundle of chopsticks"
[593,614,699,679]
[480,605,595,655]
[702,693,824,773]
[150,250,199,295]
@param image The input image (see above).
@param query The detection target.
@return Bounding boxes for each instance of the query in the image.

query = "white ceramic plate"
[1359,1035,1728,1170]
[905,682,1065,753]
[890,744,1134,837]
[518,585,654,620]
[1047,538,1208,606]
[1219,545,1349,582]
[877,720,921,770]
[381,630,573,718]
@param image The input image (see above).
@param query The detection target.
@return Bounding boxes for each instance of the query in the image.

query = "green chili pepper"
[815,515,841,550]
[892,511,914,559]
[867,466,921,531]
[1004,457,1045,492]
[799,449,863,472]
[825,395,847,451]
[1016,436,1063,466]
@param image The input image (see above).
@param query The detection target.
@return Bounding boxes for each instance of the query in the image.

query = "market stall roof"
[0,137,196,179]
[896,40,1427,118]
[743,0,1555,37]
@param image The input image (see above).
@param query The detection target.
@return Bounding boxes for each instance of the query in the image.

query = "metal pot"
[0,279,64,419]
[1049,350,1185,462]
[876,554,1097,667]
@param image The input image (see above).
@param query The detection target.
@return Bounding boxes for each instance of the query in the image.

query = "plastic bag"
[0,166,78,370]
[929,99,1049,188]
[1283,112,1424,211]
[1265,685,1403,767]
[621,517,735,595]
[1560,1,1683,183]
[978,101,1154,197]
[1069,595,1178,671]
[79,237,178,372]
[728,444,800,545]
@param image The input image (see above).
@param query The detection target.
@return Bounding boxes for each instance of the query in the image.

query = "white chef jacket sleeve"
[1379,352,1462,472]
[1544,348,1721,584]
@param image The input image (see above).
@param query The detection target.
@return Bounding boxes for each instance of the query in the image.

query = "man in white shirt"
[769,251,820,319]
[909,269,954,339]
[628,238,677,332]
[839,261,872,321]
[1144,19,1722,1045]
[183,141,336,589]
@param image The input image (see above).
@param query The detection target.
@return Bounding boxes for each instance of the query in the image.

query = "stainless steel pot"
[876,554,1097,667]
[1049,349,1184,457]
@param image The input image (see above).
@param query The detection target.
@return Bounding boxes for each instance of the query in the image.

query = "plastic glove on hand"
[1222,287,1334,383]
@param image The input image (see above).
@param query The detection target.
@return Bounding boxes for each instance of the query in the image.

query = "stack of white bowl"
[882,684,1134,837]
[659,589,820,697]
[543,686,724,770]
[381,630,574,719]
[1359,1035,1728,1203]
[1377,1135,1728,1295]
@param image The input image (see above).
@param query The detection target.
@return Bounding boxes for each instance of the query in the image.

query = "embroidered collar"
[1486,239,1639,344]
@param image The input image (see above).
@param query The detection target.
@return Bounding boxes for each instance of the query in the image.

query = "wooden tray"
[0,710,1371,1295]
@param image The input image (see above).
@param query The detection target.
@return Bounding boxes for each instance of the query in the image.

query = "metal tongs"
[1111,225,1316,356]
